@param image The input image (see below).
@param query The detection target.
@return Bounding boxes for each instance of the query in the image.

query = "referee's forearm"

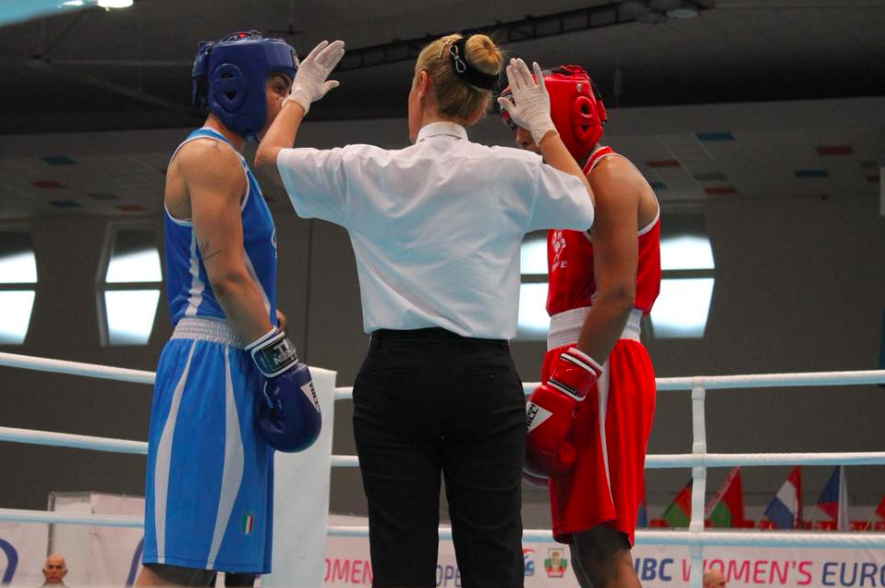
[538,131,594,201]
[255,101,306,171]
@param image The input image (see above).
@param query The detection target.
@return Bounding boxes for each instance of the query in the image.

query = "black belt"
[371,328,508,349]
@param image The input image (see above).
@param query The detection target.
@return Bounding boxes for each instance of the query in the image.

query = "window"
[97,226,162,345]
[649,213,716,338]
[516,213,718,341]
[517,232,549,340]
[0,231,37,344]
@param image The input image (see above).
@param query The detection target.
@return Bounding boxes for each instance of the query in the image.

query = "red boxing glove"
[524,347,603,477]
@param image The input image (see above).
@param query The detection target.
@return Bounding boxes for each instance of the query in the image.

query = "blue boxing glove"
[246,327,321,452]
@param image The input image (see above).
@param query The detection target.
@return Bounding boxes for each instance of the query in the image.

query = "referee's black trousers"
[353,328,526,588]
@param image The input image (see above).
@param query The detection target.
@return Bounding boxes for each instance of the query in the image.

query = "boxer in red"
[501,66,661,588]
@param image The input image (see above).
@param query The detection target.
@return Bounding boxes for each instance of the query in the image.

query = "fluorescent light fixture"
[650,278,714,338]
[106,249,162,283]
[0,251,38,284]
[517,283,550,340]
[61,1,86,6]
[660,235,715,271]
[520,236,547,275]
[0,291,36,344]
[104,289,160,344]
[97,0,133,7]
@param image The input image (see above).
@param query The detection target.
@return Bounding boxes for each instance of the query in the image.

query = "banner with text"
[323,530,885,588]
[0,521,49,587]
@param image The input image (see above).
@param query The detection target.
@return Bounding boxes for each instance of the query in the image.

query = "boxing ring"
[1,350,884,587]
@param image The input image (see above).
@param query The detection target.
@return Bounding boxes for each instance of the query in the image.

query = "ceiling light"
[97,0,134,8]
[61,1,86,6]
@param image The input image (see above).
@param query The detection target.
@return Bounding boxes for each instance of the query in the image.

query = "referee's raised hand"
[497,58,557,145]
[285,40,345,115]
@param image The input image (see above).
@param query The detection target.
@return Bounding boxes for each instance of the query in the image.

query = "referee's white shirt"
[277,121,594,340]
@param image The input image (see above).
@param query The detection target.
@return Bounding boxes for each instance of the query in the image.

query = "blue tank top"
[164,127,278,327]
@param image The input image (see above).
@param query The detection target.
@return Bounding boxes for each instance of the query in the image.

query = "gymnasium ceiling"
[0,0,883,217]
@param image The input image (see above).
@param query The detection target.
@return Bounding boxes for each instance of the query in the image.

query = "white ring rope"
[337,369,885,400]
[0,508,142,528]
[0,351,155,384]
[0,426,148,455]
[0,510,882,549]
[5,426,885,469]
[2,351,882,391]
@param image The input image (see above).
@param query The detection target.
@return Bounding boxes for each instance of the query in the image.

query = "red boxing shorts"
[542,339,656,545]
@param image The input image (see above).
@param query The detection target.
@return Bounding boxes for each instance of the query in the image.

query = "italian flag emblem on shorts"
[242,514,254,535]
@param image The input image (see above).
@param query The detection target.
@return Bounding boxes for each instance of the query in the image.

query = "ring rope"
[0,351,154,384]
[338,369,885,400]
[2,351,883,392]
[3,427,885,468]
[0,509,882,549]
[0,426,147,454]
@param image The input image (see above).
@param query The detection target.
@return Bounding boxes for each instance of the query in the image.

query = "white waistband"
[171,317,245,348]
[547,307,642,350]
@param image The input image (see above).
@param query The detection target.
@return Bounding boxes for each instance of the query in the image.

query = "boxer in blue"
[137,31,322,587]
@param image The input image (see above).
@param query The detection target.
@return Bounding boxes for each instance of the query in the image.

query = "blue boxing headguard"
[192,30,298,140]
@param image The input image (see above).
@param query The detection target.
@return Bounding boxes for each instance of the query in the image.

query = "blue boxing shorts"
[143,318,274,573]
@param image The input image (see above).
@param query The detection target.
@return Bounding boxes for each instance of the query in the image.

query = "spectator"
[704,569,727,588]
[40,554,68,587]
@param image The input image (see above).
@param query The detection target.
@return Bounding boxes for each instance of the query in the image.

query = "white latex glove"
[496,58,557,145]
[285,40,345,114]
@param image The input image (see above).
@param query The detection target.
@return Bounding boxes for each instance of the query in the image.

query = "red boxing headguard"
[500,65,607,161]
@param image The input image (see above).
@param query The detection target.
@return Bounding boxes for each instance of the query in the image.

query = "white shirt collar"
[416,121,468,143]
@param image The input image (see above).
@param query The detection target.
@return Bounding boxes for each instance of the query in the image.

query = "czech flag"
[816,466,849,531]
[763,466,802,529]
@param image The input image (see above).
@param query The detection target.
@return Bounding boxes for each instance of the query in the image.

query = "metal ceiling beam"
[335,1,710,73]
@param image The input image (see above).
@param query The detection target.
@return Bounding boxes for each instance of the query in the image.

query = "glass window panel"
[0,291,36,344]
[520,234,547,276]
[517,282,549,340]
[660,235,715,271]
[0,232,37,284]
[104,289,160,345]
[105,229,161,283]
[650,278,715,338]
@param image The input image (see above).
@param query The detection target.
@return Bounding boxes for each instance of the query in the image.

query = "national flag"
[636,479,648,528]
[875,493,885,521]
[816,466,849,530]
[661,479,692,528]
[242,513,254,535]
[705,467,745,528]
[763,466,802,529]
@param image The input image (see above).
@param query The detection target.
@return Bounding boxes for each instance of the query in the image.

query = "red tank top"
[546,146,661,316]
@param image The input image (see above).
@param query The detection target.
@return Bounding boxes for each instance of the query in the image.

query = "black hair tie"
[448,37,498,90]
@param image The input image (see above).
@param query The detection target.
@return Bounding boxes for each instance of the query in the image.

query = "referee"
[256,35,595,588]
